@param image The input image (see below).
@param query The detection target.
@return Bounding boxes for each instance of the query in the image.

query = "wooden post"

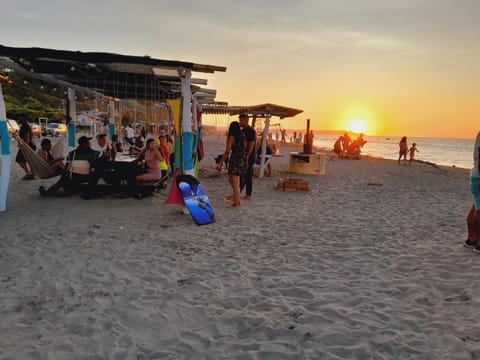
[67,88,76,148]
[0,84,10,211]
[259,114,270,178]
[303,118,312,154]
[180,70,194,176]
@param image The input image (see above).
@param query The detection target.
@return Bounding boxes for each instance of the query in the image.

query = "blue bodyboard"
[176,175,215,225]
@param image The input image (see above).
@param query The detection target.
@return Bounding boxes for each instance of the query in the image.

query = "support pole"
[259,115,271,178]
[180,70,194,176]
[108,99,115,141]
[67,88,76,148]
[0,84,10,212]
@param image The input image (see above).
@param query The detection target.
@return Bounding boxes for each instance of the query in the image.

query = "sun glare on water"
[346,119,367,134]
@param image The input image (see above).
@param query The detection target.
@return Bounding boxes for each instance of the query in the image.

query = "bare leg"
[228,175,240,207]
[468,205,475,242]
[18,162,32,176]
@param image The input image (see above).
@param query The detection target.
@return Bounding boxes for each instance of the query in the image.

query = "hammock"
[17,137,66,179]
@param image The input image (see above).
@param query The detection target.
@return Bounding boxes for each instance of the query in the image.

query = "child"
[409,142,419,165]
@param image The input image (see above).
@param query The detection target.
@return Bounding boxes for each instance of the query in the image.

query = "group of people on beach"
[14,117,175,199]
[333,132,367,159]
[40,129,172,198]
[398,136,419,165]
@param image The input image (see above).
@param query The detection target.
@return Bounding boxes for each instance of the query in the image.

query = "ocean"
[308,133,475,170]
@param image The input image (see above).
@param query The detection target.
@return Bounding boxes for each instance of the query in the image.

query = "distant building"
[76,111,107,127]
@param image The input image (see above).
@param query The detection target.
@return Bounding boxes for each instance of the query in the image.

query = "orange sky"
[2,1,479,139]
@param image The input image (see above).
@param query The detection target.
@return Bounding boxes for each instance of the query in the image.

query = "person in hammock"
[15,117,36,180]
[39,136,100,197]
[37,138,65,174]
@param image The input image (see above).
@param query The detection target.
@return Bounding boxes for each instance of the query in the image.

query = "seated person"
[333,136,344,158]
[345,140,361,159]
[129,136,145,156]
[110,134,122,159]
[91,133,112,160]
[39,136,101,197]
[158,135,170,186]
[37,138,65,174]
[344,135,366,159]
[356,133,367,148]
[256,140,273,176]
[136,138,164,183]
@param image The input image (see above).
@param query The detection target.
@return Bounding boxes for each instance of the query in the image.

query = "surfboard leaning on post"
[176,174,215,226]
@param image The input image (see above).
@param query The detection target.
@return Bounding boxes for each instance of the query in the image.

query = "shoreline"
[0,134,477,359]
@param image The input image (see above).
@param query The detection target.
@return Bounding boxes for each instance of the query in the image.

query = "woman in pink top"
[136,139,163,183]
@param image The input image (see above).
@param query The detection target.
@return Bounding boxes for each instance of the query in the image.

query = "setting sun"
[346,119,367,134]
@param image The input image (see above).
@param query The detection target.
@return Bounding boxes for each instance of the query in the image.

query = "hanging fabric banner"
[167,97,183,173]
[166,98,182,136]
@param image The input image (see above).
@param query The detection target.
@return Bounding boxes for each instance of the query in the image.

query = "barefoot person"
[409,142,419,165]
[239,114,256,200]
[216,121,246,208]
[398,136,408,165]
[37,138,65,174]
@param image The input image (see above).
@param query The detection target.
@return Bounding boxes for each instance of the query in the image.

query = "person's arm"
[154,149,164,161]
[217,136,233,171]
[37,149,47,161]
[246,139,255,159]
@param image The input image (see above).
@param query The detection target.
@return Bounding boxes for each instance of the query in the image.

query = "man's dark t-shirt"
[242,125,256,165]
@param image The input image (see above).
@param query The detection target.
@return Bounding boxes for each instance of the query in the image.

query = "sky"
[1,0,479,138]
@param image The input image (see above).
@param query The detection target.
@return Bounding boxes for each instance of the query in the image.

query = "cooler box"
[289,152,326,175]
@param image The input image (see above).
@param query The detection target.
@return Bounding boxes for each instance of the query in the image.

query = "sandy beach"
[0,134,479,359]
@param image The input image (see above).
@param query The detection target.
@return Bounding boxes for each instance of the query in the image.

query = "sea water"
[309,134,475,169]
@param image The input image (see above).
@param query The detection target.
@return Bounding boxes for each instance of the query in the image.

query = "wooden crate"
[276,178,309,192]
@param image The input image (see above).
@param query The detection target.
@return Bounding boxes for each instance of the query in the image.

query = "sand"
[0,134,479,359]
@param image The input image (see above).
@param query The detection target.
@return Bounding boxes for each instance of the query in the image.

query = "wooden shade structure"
[0,45,227,211]
[0,45,226,100]
[202,103,303,178]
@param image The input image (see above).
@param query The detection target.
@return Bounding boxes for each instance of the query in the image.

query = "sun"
[346,118,367,134]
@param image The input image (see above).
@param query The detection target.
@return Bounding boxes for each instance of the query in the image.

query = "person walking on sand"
[398,136,408,165]
[465,131,480,252]
[239,113,256,200]
[216,121,247,208]
[409,142,419,165]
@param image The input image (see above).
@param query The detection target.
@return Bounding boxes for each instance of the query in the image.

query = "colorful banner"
[0,84,11,211]
[166,98,182,136]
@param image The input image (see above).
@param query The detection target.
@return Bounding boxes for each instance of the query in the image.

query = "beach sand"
[1,134,479,359]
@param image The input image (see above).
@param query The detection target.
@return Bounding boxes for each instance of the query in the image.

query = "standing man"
[15,116,36,180]
[239,113,256,200]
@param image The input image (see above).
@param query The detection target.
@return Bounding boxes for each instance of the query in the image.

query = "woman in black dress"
[216,121,246,207]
